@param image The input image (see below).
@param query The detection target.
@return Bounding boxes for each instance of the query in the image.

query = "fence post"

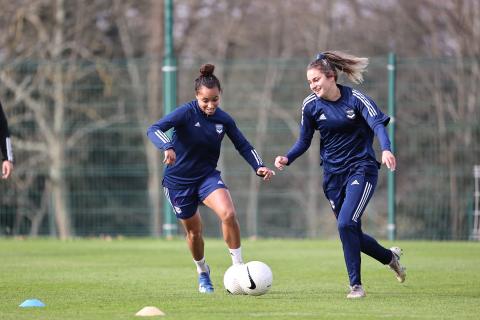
[387,52,396,241]
[473,165,480,240]
[162,0,177,238]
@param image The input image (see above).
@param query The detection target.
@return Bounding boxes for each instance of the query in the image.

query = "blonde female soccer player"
[275,51,406,299]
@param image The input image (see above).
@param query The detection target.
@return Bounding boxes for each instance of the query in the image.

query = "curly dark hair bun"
[195,63,221,92]
[200,64,215,76]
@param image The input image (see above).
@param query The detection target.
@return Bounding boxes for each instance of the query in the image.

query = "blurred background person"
[0,100,13,180]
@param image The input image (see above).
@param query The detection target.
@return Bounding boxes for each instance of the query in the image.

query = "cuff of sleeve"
[254,164,264,176]
[374,124,391,151]
[163,143,174,150]
[285,155,293,166]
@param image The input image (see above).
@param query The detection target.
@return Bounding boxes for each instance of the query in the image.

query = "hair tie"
[316,52,326,60]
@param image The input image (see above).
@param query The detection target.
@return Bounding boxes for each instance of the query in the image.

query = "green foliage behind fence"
[0,56,478,240]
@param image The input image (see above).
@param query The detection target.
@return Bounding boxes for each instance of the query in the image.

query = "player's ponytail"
[308,51,368,84]
[195,63,222,92]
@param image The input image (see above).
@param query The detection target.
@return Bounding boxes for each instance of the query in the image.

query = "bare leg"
[179,210,204,261]
[203,188,241,249]
[181,210,214,293]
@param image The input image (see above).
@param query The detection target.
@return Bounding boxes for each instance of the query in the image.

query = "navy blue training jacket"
[147,100,264,188]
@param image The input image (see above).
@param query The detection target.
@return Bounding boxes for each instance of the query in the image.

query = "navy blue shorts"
[163,171,228,219]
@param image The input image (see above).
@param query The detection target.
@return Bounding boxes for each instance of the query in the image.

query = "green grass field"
[0,238,479,319]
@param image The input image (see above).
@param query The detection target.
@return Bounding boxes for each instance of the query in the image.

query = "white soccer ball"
[223,264,246,295]
[239,261,273,296]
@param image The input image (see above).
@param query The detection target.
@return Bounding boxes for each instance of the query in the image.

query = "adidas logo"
[319,114,327,120]
[217,180,224,185]
[194,122,201,127]
[351,180,360,185]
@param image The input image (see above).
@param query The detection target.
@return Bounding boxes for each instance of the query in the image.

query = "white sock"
[229,247,243,265]
[194,257,208,274]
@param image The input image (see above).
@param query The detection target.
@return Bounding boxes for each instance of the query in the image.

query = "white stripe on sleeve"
[250,149,262,166]
[301,94,316,126]
[352,90,377,117]
[6,137,13,161]
[154,130,170,143]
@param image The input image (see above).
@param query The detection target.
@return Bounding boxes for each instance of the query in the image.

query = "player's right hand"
[274,156,288,171]
[163,149,176,165]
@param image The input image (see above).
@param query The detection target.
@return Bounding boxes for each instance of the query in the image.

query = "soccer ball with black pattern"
[223,264,246,295]
[239,261,273,296]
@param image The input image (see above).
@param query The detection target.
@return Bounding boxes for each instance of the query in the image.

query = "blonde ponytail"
[309,51,369,84]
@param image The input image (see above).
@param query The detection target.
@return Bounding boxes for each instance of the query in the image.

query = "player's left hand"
[256,167,275,181]
[382,150,396,171]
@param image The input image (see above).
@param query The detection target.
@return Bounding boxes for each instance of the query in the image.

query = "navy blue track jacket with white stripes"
[147,100,264,188]
[286,85,390,174]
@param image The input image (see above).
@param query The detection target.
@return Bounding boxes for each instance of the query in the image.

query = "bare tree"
[0,0,125,238]
[0,0,477,240]
[358,0,480,238]
[113,0,166,236]
[420,0,480,237]
[145,0,164,236]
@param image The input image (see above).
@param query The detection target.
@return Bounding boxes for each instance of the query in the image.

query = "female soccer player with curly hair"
[148,63,275,293]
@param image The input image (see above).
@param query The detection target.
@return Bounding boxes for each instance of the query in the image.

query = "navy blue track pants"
[323,168,393,286]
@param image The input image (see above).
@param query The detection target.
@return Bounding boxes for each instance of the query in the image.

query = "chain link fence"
[0,55,478,240]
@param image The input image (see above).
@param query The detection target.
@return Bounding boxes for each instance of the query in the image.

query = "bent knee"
[220,209,237,224]
[337,221,357,233]
[186,229,202,241]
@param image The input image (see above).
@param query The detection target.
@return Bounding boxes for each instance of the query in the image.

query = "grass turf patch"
[0,238,479,319]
